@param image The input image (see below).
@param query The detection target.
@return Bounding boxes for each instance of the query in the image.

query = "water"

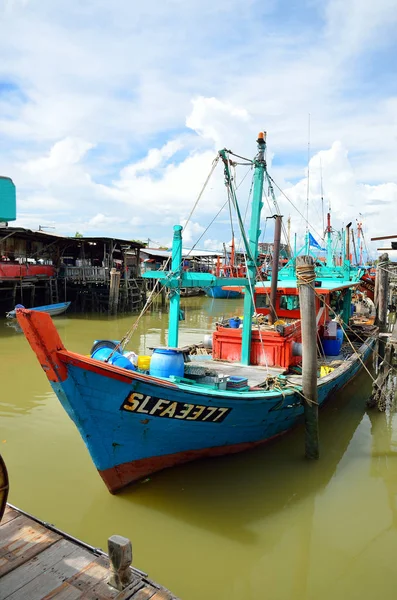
[2,297,397,600]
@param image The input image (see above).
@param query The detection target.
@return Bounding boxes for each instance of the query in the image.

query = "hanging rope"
[183,155,220,233]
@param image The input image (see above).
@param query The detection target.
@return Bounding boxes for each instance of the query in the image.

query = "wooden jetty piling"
[109,268,121,315]
[375,252,389,332]
[368,340,395,411]
[0,504,180,600]
[296,255,319,459]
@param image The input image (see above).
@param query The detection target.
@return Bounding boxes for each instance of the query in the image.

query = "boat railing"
[65,266,109,283]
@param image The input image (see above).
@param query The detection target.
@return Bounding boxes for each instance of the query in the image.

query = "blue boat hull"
[6,301,71,319]
[16,309,375,493]
[53,343,374,493]
[205,286,242,299]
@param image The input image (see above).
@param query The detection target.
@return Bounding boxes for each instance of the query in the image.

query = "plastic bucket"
[229,317,241,329]
[91,346,136,371]
[137,355,151,371]
[149,348,184,379]
[321,338,342,356]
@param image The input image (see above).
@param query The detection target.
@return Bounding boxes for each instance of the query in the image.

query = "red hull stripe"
[98,434,285,493]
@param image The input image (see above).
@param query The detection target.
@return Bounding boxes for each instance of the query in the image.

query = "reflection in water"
[2,301,397,599]
[3,320,23,334]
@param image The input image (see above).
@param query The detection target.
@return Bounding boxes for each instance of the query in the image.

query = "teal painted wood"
[168,225,183,347]
[241,136,265,365]
[0,177,16,222]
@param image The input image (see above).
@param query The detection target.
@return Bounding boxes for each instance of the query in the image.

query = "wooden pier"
[0,504,179,600]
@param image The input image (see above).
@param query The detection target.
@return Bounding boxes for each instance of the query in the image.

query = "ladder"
[49,278,59,304]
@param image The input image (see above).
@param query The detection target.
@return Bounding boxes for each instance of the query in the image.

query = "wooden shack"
[0,226,145,315]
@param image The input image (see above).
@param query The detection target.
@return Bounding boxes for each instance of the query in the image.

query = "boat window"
[256,294,270,308]
[280,295,300,311]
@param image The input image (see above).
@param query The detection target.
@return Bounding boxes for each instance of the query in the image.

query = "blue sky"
[0,0,396,254]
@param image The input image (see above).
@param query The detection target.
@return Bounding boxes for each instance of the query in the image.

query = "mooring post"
[109,268,121,315]
[107,535,134,591]
[375,252,389,332]
[296,255,319,459]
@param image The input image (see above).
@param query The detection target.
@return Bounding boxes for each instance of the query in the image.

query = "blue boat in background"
[205,286,242,299]
[6,301,70,319]
[16,133,376,493]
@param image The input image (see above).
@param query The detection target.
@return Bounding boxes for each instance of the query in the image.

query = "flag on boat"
[309,232,325,251]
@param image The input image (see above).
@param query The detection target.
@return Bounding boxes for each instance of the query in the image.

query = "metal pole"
[296,255,319,459]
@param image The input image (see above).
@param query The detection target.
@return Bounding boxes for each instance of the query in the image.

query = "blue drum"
[149,348,184,378]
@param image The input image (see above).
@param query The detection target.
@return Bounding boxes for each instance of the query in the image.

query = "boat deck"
[0,504,179,600]
[186,358,286,387]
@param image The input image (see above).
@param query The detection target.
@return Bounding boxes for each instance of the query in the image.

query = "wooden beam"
[371,235,397,241]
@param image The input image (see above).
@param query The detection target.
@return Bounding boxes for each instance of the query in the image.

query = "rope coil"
[296,264,316,286]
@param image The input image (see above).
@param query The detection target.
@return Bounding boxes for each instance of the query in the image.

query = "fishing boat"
[6,301,71,319]
[16,133,377,493]
[205,240,244,299]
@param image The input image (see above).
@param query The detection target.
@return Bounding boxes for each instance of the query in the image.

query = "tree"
[75,231,83,238]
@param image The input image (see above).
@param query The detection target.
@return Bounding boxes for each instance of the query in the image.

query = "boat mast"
[326,211,333,267]
[241,132,266,365]
[357,219,363,265]
[168,225,183,347]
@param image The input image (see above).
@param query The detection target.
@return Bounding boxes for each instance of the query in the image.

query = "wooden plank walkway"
[0,505,180,600]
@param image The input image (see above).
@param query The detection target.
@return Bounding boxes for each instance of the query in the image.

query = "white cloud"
[1,0,396,252]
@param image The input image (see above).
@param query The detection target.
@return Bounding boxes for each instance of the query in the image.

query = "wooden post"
[269,215,282,324]
[109,268,121,315]
[375,252,389,332]
[107,535,134,591]
[30,284,35,308]
[368,341,394,411]
[296,255,319,459]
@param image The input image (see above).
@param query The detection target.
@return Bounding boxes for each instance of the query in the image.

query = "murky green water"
[1,296,397,600]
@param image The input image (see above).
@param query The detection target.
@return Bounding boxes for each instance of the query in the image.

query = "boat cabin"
[216,279,356,369]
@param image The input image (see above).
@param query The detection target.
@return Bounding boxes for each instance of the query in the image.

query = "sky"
[0,0,396,258]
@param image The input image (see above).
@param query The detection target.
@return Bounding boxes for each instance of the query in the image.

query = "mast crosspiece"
[143,133,268,363]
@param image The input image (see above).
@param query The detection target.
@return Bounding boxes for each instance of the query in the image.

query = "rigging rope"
[182,155,220,233]
[268,175,323,241]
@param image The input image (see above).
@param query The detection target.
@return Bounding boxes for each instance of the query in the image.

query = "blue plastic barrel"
[149,348,184,378]
[336,326,344,344]
[91,346,136,371]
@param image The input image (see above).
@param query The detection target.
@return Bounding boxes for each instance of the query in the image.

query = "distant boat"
[205,239,243,299]
[6,301,71,319]
[206,286,242,299]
